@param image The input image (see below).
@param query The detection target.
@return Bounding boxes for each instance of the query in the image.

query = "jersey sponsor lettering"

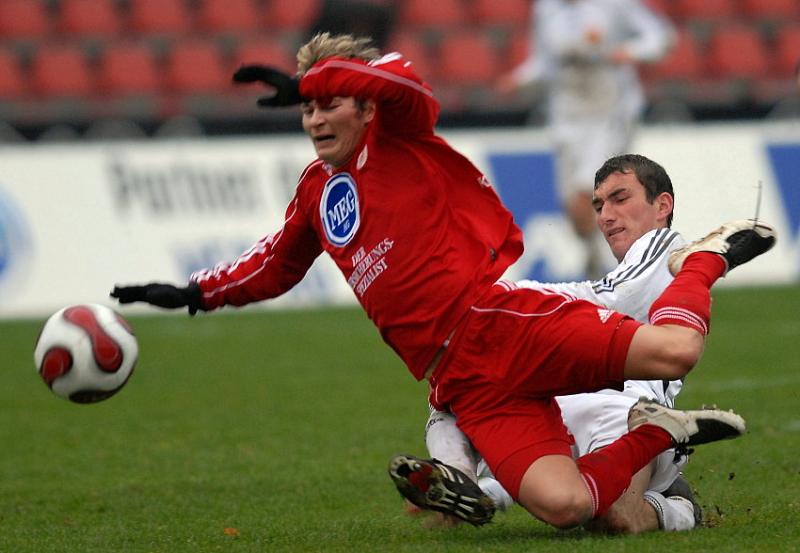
[320,173,360,246]
[355,257,388,296]
[347,238,394,296]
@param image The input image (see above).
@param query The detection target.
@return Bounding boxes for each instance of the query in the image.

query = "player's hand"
[110,282,203,315]
[232,64,305,107]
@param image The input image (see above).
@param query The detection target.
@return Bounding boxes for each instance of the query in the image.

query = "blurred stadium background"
[0,0,798,141]
[1,0,799,318]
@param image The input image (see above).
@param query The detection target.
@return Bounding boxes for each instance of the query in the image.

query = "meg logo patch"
[320,173,360,247]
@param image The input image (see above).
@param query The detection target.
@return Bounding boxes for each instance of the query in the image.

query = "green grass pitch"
[2,285,799,552]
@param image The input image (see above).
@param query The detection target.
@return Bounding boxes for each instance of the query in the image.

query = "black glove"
[110,282,203,315]
[232,65,305,107]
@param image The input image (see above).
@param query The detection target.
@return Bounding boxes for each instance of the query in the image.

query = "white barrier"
[1,122,798,318]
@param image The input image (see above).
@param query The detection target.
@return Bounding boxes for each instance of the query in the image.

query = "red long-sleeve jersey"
[191,54,524,380]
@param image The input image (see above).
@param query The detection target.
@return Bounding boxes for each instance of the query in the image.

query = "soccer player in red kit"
[112,33,776,530]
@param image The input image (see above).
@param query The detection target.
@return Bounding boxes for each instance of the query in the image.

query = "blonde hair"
[296,32,380,76]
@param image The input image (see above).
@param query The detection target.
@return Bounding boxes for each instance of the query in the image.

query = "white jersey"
[518,227,686,406]
[425,229,686,494]
[513,0,674,123]
[427,227,690,498]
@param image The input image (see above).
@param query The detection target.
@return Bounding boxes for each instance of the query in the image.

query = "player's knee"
[521,489,594,529]
[541,495,594,529]
[667,337,703,378]
[630,325,704,380]
[657,328,703,379]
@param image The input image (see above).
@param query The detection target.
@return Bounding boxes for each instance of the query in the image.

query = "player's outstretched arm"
[110,282,202,315]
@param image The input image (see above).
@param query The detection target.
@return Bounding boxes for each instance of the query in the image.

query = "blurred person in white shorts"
[497,0,674,278]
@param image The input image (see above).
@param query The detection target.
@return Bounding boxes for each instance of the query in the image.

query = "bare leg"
[585,462,659,534]
[624,324,704,381]
[517,455,594,529]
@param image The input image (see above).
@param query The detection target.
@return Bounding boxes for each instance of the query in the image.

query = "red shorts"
[429,282,641,498]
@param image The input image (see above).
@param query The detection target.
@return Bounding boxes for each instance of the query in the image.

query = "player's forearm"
[622,2,675,62]
[192,203,321,310]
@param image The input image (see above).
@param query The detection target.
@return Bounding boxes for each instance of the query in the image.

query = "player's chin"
[314,145,341,165]
[606,236,629,260]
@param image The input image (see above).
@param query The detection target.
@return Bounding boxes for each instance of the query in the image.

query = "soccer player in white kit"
[422,154,699,532]
[497,0,674,278]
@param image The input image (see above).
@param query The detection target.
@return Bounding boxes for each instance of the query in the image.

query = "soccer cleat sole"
[388,454,495,526]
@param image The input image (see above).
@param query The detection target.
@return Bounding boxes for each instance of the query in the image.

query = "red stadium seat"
[740,0,800,21]
[264,0,322,32]
[197,0,261,34]
[31,43,94,98]
[471,0,530,27]
[400,0,466,29]
[0,0,51,40]
[164,39,229,93]
[673,0,739,22]
[642,0,675,18]
[98,42,161,96]
[58,0,122,37]
[128,0,194,35]
[232,37,297,72]
[438,32,499,84]
[706,26,771,79]
[506,30,532,70]
[386,32,434,82]
[644,29,705,81]
[0,49,26,99]
[774,25,800,77]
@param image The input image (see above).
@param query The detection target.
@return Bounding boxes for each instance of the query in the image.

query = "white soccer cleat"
[667,219,776,276]
[663,474,702,527]
[628,398,745,447]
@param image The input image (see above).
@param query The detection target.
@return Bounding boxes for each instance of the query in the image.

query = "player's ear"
[656,191,674,220]
[362,99,376,123]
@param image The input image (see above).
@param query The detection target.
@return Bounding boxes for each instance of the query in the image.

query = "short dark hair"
[594,154,675,227]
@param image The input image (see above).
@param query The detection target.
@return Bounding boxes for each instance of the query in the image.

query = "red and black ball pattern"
[35,304,137,404]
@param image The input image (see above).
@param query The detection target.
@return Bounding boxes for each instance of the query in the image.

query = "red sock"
[648,252,726,335]
[576,425,673,517]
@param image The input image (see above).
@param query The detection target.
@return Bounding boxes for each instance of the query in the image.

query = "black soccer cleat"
[388,454,496,526]
[628,398,746,447]
[668,219,776,276]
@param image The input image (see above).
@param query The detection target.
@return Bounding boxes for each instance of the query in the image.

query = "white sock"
[643,490,697,531]
[478,477,515,512]
[425,409,479,481]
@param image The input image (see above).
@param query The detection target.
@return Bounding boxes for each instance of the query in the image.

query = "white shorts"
[557,390,685,493]
[551,116,636,203]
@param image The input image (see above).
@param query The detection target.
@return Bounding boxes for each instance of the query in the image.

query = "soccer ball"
[33,304,138,403]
